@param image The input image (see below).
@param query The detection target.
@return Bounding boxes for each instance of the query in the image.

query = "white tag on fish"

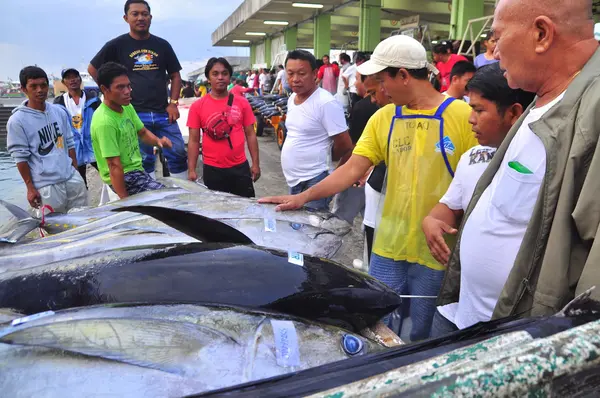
[264,218,277,232]
[288,251,304,266]
[11,310,55,327]
[271,319,301,368]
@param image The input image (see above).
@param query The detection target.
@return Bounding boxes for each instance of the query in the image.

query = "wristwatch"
[169,99,179,105]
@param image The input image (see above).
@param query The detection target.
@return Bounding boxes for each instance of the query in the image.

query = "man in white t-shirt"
[342,52,369,109]
[276,64,291,95]
[258,69,268,95]
[434,0,600,334]
[247,70,256,89]
[335,53,352,109]
[430,65,537,335]
[423,65,534,336]
[280,50,354,211]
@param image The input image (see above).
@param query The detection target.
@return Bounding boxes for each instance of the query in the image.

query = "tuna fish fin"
[113,205,254,245]
[0,318,231,375]
[0,200,40,243]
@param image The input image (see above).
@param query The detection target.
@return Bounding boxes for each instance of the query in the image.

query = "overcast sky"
[0,0,248,81]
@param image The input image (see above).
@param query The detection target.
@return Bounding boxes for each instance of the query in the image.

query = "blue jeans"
[369,254,445,341]
[137,112,188,174]
[290,171,332,211]
[430,309,459,339]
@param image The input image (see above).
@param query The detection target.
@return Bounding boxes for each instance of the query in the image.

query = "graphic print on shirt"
[392,136,412,153]
[435,136,456,156]
[120,118,139,160]
[37,122,64,156]
[468,147,495,165]
[130,49,159,71]
[71,114,83,130]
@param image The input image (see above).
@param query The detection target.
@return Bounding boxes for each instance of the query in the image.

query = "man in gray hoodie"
[7,66,87,214]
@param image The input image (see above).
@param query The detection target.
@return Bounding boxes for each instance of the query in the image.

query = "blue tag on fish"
[264,218,277,232]
[11,310,55,327]
[271,320,300,367]
[288,251,304,266]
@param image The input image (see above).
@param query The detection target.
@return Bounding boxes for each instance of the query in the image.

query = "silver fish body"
[0,179,352,266]
[0,304,383,397]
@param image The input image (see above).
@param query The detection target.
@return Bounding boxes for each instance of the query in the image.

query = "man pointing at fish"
[261,36,476,340]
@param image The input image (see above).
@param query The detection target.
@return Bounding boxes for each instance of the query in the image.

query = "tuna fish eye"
[341,334,364,356]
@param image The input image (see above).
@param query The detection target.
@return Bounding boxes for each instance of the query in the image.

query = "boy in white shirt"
[421,63,535,336]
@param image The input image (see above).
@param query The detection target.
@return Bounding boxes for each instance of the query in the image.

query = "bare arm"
[303,154,371,202]
[422,203,462,266]
[106,156,128,199]
[332,131,354,165]
[259,154,372,211]
[429,203,463,228]
[16,162,41,208]
[170,72,182,102]
[244,124,261,182]
[137,127,162,147]
[68,148,77,169]
[244,125,260,168]
[187,128,201,180]
[342,75,349,89]
[88,64,98,84]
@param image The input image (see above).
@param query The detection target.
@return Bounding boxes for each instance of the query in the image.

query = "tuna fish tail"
[113,206,254,245]
[0,200,40,244]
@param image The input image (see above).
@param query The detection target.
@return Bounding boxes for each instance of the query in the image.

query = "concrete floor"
[83,131,365,268]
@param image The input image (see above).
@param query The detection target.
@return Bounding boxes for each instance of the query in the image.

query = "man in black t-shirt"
[87,0,188,179]
[181,82,196,98]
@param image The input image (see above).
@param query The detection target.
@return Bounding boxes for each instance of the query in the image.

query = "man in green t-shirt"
[91,62,172,199]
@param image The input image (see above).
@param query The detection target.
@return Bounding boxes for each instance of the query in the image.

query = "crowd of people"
[6,0,600,342]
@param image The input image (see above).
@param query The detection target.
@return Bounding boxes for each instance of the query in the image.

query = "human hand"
[422,215,458,266]
[27,186,42,208]
[251,164,261,182]
[166,103,180,123]
[188,170,198,182]
[158,137,172,149]
[258,194,307,212]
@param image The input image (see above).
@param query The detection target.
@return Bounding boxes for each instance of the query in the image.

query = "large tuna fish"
[0,242,401,332]
[0,303,385,397]
[0,179,352,262]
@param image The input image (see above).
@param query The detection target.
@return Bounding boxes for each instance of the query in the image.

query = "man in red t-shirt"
[230,79,256,97]
[187,58,261,197]
[433,42,468,92]
[316,54,340,95]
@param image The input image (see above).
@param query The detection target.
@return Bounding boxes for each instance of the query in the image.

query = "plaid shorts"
[122,170,165,195]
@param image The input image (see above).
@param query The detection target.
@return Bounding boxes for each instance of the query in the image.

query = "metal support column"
[265,37,272,68]
[314,13,331,58]
[359,0,381,51]
[284,26,298,51]
[450,0,484,39]
[250,44,256,67]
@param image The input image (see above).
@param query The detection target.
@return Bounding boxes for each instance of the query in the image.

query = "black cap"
[61,68,80,79]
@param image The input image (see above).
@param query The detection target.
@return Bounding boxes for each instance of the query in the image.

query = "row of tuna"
[0,178,400,396]
[2,178,600,396]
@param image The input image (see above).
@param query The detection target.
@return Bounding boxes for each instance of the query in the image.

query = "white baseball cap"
[357,35,439,76]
